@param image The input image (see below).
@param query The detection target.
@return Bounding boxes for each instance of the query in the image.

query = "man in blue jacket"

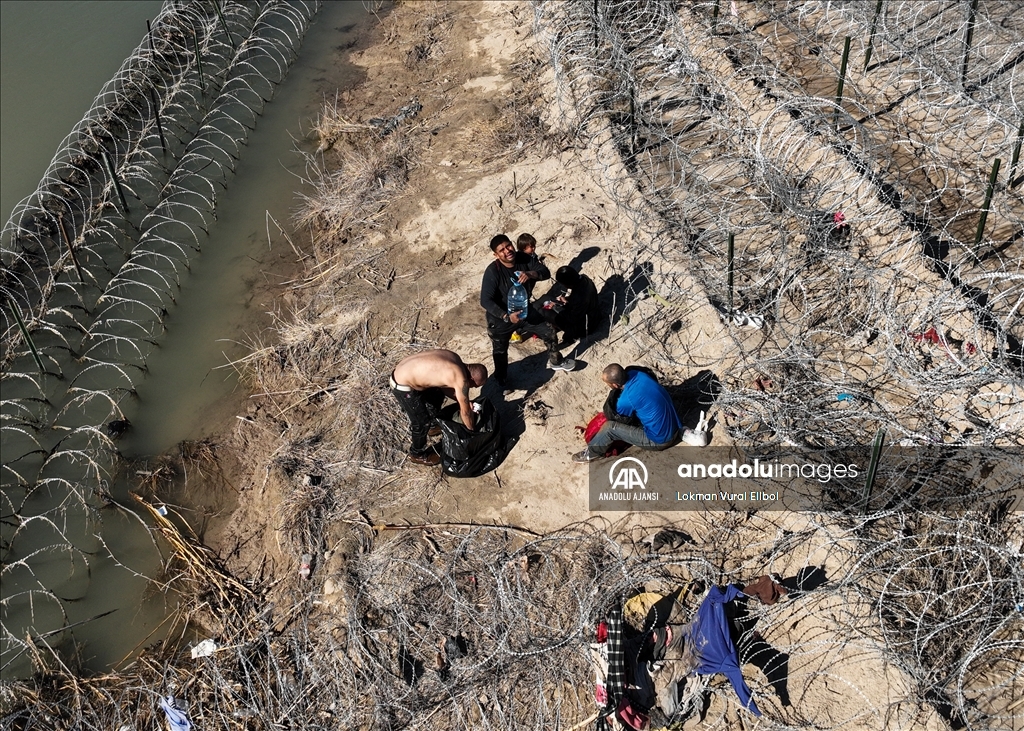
[574,363,681,462]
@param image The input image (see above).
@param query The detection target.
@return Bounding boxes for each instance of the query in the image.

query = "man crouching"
[573,363,681,463]
[391,350,488,465]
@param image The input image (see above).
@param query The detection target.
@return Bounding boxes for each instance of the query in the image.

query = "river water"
[1,0,376,679]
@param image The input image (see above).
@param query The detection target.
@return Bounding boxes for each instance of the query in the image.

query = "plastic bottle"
[507,272,528,321]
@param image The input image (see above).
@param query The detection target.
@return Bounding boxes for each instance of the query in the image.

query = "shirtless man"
[391,350,488,465]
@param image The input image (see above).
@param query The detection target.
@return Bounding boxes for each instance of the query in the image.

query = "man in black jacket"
[480,234,575,388]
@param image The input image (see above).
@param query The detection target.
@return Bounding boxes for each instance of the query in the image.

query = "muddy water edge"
[0,1,381,679]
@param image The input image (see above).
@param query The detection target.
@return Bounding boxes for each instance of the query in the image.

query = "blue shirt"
[692,585,761,716]
[615,370,682,444]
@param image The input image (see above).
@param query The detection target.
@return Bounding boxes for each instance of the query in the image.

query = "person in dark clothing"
[480,234,575,388]
[543,265,602,342]
[516,232,544,266]
[574,363,681,462]
[391,349,488,466]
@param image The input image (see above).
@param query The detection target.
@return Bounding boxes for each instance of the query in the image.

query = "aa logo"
[608,456,648,491]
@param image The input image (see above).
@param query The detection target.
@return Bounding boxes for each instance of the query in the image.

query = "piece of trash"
[731,312,764,329]
[369,98,422,137]
[299,553,312,580]
[649,528,695,551]
[680,410,711,446]
[160,696,192,731]
[444,634,469,660]
[156,505,169,516]
[717,304,764,329]
[909,326,942,344]
[837,392,855,402]
[106,418,131,438]
[190,639,217,659]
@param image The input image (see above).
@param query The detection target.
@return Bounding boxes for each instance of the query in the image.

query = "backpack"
[581,413,629,457]
[437,398,514,477]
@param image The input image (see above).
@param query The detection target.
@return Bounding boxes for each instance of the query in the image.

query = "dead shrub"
[295,132,412,246]
[310,94,375,153]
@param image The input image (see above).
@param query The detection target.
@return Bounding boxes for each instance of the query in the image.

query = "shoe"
[549,358,576,372]
[572,449,601,463]
[408,451,440,466]
[428,425,442,437]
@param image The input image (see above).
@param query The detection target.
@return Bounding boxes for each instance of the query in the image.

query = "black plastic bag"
[437,398,513,477]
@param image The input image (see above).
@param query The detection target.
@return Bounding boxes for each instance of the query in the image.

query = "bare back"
[393,349,468,392]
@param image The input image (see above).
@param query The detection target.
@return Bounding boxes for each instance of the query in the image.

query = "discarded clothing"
[367,98,422,137]
[690,585,761,716]
[616,695,649,730]
[596,605,627,731]
[160,696,192,731]
[741,575,788,606]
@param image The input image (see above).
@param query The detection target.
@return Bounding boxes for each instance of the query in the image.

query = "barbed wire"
[3,512,1020,729]
[531,0,1023,727]
[3,3,1021,729]
[1,0,321,681]
[538,0,1022,452]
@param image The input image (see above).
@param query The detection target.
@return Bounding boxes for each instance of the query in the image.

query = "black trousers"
[487,306,561,382]
[392,386,445,455]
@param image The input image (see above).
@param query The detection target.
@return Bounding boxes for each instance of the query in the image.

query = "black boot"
[492,351,508,386]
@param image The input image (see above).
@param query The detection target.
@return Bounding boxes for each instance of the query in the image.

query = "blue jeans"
[587,421,677,457]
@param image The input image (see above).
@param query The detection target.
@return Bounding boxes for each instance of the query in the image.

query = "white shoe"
[572,448,601,463]
[549,358,576,372]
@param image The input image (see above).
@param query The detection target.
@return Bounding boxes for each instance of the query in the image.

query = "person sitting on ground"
[542,265,601,343]
[574,363,681,463]
[480,234,575,389]
[391,349,488,466]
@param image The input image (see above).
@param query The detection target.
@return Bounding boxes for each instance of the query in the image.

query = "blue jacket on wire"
[690,584,762,716]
